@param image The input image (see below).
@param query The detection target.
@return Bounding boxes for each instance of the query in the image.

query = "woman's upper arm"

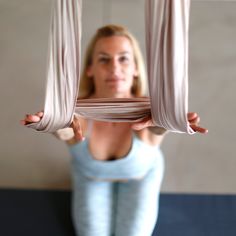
[135,128,166,146]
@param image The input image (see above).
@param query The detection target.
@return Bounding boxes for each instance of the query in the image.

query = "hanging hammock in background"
[27,0,194,134]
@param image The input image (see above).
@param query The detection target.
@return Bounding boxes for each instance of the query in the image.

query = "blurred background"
[0,0,235,193]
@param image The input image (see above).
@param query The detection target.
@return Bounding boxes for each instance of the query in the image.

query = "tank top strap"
[85,119,93,138]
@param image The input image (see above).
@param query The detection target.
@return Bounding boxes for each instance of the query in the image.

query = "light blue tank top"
[69,134,164,181]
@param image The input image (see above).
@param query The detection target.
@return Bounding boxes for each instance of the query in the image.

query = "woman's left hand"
[131,112,208,134]
[187,112,208,134]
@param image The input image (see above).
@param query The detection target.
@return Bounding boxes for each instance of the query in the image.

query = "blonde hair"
[79,24,147,98]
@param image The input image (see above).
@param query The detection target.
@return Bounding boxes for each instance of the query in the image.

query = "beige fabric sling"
[27,0,194,134]
[27,0,81,132]
[146,0,194,133]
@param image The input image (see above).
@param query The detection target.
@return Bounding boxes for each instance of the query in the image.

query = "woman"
[22,25,207,236]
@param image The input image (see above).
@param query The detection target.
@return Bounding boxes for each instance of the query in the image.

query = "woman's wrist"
[52,128,74,141]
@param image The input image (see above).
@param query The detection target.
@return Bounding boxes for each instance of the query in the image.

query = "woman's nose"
[109,58,120,73]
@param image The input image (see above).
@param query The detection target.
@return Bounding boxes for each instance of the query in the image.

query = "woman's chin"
[94,86,132,98]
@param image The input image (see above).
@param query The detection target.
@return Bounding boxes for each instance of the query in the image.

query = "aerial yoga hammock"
[27,0,194,135]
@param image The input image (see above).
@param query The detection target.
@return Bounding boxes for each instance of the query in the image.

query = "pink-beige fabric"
[27,0,194,134]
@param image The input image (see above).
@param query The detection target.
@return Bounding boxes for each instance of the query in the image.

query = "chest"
[88,122,133,161]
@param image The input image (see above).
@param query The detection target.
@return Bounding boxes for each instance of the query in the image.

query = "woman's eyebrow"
[97,51,131,56]
[119,51,131,56]
[98,52,110,57]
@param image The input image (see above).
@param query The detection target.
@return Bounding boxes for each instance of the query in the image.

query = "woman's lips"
[105,77,124,83]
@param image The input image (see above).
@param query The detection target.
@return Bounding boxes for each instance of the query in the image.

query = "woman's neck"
[92,91,133,99]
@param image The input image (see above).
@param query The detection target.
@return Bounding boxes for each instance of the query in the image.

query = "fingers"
[70,115,85,141]
[132,113,208,135]
[36,111,44,118]
[190,124,208,134]
[20,111,44,125]
[20,115,40,125]
[187,112,197,120]
[188,112,200,123]
[188,112,208,134]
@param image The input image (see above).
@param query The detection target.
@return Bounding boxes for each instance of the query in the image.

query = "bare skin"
[21,36,208,161]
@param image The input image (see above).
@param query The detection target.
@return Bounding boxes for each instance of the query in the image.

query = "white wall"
[0,0,235,193]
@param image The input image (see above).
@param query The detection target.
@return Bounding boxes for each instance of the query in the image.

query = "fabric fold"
[146,0,194,133]
[27,0,194,134]
[27,0,82,133]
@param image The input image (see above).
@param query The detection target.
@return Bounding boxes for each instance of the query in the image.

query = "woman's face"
[87,36,138,98]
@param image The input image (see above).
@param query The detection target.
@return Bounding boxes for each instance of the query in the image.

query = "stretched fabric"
[27,0,194,134]
[27,0,82,132]
[146,0,194,133]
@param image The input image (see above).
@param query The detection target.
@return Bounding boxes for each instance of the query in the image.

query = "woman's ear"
[86,66,93,77]
[133,67,139,77]
[133,62,139,77]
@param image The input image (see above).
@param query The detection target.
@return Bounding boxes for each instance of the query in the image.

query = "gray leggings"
[71,154,164,236]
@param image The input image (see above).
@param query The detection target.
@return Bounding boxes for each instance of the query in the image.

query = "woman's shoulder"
[134,128,165,147]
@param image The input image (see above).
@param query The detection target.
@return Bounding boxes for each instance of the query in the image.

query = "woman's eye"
[119,56,129,63]
[98,57,109,63]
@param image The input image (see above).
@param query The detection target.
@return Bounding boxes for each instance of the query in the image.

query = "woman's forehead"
[93,36,134,55]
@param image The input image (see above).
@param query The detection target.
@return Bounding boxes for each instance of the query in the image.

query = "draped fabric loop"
[27,0,194,134]
[27,0,82,132]
[146,0,194,133]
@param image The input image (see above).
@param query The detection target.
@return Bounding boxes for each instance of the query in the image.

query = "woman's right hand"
[20,111,44,125]
[56,114,85,144]
[20,111,84,143]
[69,114,85,142]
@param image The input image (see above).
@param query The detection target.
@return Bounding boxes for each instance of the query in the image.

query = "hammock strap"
[27,0,194,134]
